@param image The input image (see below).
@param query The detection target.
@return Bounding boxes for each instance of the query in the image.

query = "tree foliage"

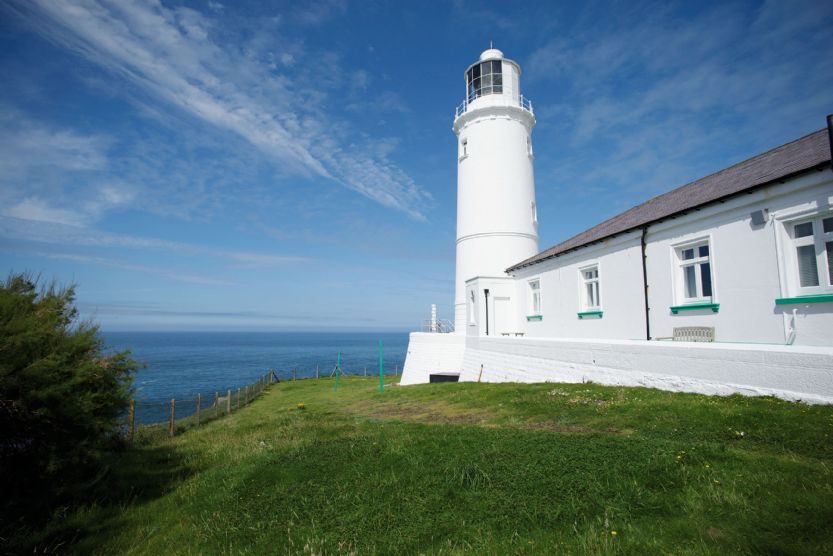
[0,273,136,519]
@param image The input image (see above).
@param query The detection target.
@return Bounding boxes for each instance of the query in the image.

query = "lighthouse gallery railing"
[455,95,534,119]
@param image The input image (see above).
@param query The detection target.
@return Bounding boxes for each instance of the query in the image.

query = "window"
[581,265,600,310]
[468,290,476,325]
[675,240,713,303]
[528,279,541,315]
[460,138,468,159]
[466,60,503,101]
[790,215,833,293]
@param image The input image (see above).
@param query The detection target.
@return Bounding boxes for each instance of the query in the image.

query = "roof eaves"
[506,154,831,274]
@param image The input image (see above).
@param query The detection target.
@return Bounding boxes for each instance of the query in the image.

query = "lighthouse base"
[400,333,465,385]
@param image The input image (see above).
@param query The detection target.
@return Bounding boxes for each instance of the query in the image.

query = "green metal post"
[334,351,341,391]
[379,340,384,393]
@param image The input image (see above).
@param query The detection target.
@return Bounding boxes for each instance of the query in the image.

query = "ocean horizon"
[103,330,409,424]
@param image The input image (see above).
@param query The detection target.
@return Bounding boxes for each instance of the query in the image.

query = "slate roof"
[507,128,832,272]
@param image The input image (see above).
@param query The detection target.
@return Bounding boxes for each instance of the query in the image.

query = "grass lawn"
[15,377,833,554]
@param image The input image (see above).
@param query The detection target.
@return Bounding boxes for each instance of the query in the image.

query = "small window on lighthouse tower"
[460,138,468,159]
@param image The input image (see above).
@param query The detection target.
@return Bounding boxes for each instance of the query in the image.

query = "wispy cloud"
[0,216,307,268]
[5,198,87,227]
[0,108,109,177]
[0,107,140,226]
[36,251,233,286]
[5,0,431,219]
[526,0,833,215]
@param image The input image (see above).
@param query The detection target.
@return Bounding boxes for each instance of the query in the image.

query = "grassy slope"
[23,378,833,555]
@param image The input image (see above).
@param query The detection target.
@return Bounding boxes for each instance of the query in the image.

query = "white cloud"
[6,0,431,219]
[0,109,139,226]
[0,108,109,180]
[527,0,833,209]
[0,215,308,268]
[37,251,234,286]
[5,197,86,227]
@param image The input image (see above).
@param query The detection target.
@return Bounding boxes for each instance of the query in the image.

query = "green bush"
[0,273,136,521]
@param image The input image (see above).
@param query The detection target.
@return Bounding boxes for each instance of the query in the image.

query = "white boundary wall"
[402,334,833,404]
[400,333,465,386]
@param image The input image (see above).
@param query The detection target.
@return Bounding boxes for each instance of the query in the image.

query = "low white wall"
[456,336,833,404]
[400,332,466,385]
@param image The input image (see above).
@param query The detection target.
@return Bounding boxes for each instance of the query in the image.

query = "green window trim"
[670,303,720,314]
[775,294,833,305]
[577,310,603,319]
[526,315,543,321]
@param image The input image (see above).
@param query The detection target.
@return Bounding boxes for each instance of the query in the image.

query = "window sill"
[775,294,833,305]
[458,155,468,162]
[577,310,603,319]
[526,314,543,321]
[670,303,720,314]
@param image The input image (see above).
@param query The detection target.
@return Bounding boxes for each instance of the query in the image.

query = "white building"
[402,48,833,404]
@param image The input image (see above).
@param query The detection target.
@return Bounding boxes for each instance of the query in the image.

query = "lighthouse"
[453,48,539,332]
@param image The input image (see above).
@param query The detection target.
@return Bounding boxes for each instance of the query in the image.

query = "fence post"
[316,365,319,379]
[196,393,201,426]
[169,398,175,437]
[226,389,231,413]
[395,364,399,377]
[245,385,249,403]
[364,366,367,377]
[127,399,135,445]
[237,388,241,409]
[214,391,219,417]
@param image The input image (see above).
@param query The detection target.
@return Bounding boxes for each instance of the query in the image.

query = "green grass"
[13,377,833,554]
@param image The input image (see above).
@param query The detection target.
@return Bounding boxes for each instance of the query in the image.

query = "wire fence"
[270,363,400,382]
[125,363,403,443]
[126,372,274,443]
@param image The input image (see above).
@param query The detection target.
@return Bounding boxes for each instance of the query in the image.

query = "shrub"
[0,273,136,521]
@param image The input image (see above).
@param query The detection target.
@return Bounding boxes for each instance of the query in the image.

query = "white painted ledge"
[402,334,833,404]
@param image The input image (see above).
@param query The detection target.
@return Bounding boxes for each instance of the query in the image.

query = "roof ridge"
[508,126,831,272]
[608,127,827,218]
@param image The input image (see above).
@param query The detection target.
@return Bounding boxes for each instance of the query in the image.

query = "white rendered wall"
[464,276,517,337]
[513,232,647,340]
[400,332,465,385]
[509,170,833,346]
[457,336,833,404]
[646,171,833,345]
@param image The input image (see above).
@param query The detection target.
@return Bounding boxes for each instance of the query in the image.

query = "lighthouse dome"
[479,48,503,61]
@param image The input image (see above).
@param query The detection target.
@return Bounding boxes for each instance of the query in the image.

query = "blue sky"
[1,0,831,331]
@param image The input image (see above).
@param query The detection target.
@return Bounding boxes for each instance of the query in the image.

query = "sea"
[103,331,409,424]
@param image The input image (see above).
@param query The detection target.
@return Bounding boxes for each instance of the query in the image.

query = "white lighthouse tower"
[453,48,539,332]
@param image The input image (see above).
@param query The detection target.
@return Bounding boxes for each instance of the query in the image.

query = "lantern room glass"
[466,60,503,101]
